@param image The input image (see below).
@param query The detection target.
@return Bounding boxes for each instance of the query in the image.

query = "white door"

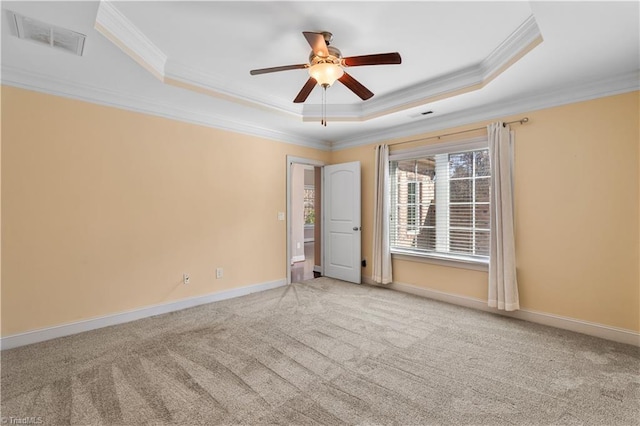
[323,161,361,284]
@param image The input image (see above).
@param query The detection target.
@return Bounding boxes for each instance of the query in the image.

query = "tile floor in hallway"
[291,241,315,282]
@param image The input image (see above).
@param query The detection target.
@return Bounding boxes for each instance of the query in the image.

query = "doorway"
[287,157,324,284]
[286,157,362,285]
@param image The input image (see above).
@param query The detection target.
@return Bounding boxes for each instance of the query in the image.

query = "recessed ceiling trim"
[481,15,543,81]
[95,0,544,124]
[301,103,365,122]
[303,15,543,122]
[95,0,166,80]
[164,60,302,119]
[95,0,303,118]
[303,64,483,121]
[333,70,640,151]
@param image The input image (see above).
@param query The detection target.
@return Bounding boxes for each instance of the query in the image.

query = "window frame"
[389,136,490,270]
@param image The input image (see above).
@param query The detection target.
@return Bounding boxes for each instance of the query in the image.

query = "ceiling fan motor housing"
[309,45,343,65]
[321,31,333,45]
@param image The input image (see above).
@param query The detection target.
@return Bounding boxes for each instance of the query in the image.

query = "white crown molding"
[363,277,640,347]
[4,64,635,154]
[164,59,301,118]
[95,0,166,80]
[0,279,287,350]
[302,64,482,121]
[481,15,542,80]
[366,66,483,118]
[333,70,640,150]
[0,65,331,151]
[3,63,635,153]
[303,15,543,122]
[95,0,303,119]
[95,0,542,124]
[302,102,364,121]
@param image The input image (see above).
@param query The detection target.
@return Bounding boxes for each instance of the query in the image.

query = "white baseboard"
[313,265,322,273]
[1,279,287,350]
[362,276,640,347]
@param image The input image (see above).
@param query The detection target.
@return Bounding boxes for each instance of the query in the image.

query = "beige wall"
[332,91,640,332]
[1,86,329,336]
[2,86,638,337]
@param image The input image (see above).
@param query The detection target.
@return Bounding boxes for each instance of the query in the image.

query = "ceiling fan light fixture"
[309,62,344,87]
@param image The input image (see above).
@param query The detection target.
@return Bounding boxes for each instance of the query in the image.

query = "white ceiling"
[2,1,638,150]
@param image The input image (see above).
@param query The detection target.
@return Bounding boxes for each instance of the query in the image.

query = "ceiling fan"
[250,31,401,124]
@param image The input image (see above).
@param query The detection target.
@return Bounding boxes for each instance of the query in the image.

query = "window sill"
[391,250,489,272]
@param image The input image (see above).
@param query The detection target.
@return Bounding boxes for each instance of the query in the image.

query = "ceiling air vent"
[8,11,85,56]
[409,110,434,119]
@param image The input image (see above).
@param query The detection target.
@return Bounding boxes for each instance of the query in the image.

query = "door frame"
[286,156,325,285]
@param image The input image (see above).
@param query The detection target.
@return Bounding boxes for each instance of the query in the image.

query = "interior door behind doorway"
[323,161,361,284]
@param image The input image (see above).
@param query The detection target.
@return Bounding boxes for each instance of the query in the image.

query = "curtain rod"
[387,117,529,148]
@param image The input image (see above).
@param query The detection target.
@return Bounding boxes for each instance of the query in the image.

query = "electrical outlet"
[296,242,301,249]
[183,273,190,285]
[216,268,223,279]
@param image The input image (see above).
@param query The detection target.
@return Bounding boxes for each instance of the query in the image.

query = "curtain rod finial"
[504,117,529,127]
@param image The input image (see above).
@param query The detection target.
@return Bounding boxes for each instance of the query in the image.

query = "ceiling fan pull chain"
[322,86,326,126]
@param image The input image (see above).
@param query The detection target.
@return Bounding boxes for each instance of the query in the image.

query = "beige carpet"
[2,277,639,425]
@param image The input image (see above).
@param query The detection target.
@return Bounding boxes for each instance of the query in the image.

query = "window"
[304,186,315,225]
[390,138,490,263]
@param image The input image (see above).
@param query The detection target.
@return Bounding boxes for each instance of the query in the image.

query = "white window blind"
[390,138,490,262]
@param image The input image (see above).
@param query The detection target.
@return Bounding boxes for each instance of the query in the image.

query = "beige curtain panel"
[372,144,393,284]
[487,122,520,311]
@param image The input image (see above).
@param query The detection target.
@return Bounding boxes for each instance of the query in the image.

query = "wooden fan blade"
[293,77,317,103]
[250,64,308,75]
[342,52,402,67]
[303,31,329,57]
[338,72,374,100]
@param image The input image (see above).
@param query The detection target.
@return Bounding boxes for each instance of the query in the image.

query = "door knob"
[353,226,361,231]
